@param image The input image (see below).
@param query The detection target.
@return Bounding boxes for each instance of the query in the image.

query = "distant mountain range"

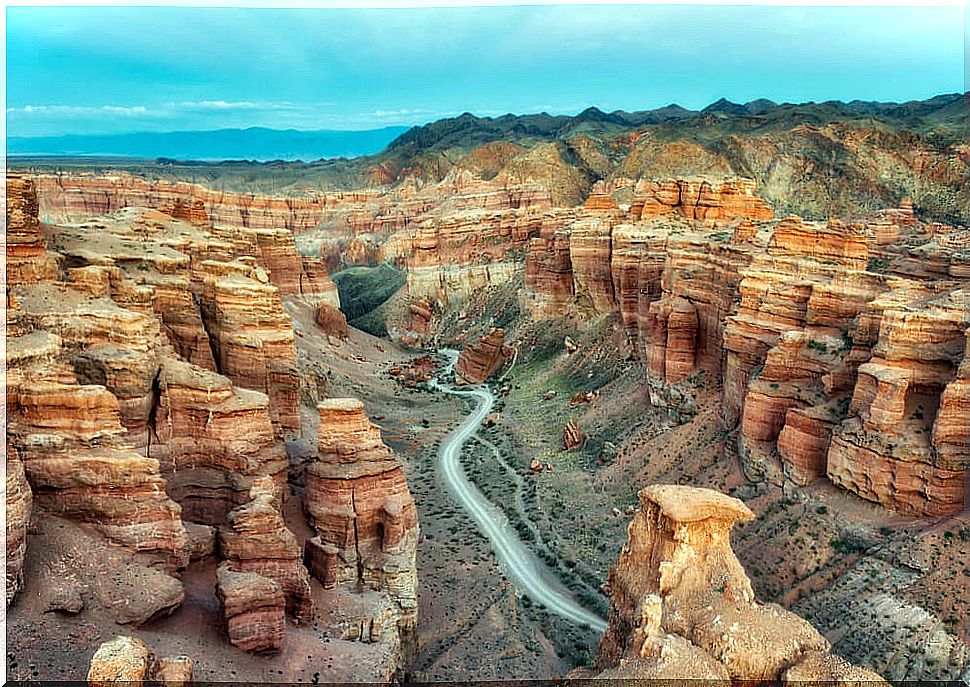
[6,126,411,161]
[9,93,968,224]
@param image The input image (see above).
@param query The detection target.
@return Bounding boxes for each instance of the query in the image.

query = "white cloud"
[175,100,302,111]
[9,104,149,116]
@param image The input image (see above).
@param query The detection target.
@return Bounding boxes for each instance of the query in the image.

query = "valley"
[5,92,970,685]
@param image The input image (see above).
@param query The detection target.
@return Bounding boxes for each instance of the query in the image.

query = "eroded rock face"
[304,399,419,667]
[154,357,288,526]
[201,270,301,436]
[455,328,510,384]
[562,418,585,450]
[5,174,59,286]
[34,174,329,232]
[6,330,188,568]
[724,217,969,515]
[219,478,313,624]
[215,564,286,654]
[6,447,33,606]
[825,290,970,516]
[593,485,885,683]
[521,178,968,516]
[630,177,774,222]
[7,172,428,678]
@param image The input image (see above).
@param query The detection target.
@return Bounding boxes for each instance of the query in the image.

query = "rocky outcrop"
[215,564,286,654]
[405,296,435,342]
[825,290,970,516]
[645,296,700,383]
[303,399,419,666]
[315,304,350,338]
[298,256,341,308]
[154,357,288,525]
[6,447,32,606]
[455,328,510,384]
[219,478,313,623]
[34,174,329,232]
[5,174,59,286]
[629,177,773,222]
[87,635,193,687]
[523,221,576,319]
[562,418,585,450]
[593,485,885,683]
[13,283,162,449]
[149,358,287,525]
[160,197,210,227]
[200,269,300,436]
[6,331,188,567]
[584,192,619,211]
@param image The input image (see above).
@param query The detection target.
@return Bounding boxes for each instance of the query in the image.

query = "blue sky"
[6,4,966,137]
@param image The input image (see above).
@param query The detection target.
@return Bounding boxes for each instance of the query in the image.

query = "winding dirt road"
[432,350,608,633]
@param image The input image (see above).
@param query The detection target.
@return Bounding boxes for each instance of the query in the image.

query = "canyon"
[5,94,970,684]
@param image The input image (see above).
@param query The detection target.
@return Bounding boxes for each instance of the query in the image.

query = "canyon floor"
[6,131,969,683]
[5,303,583,682]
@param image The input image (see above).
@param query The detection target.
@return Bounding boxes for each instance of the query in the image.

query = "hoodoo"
[587,485,885,683]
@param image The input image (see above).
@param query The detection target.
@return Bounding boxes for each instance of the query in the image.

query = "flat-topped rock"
[639,484,755,524]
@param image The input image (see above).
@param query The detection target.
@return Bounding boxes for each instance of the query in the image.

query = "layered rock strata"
[6,448,33,606]
[5,330,188,567]
[218,478,313,623]
[216,564,286,654]
[521,180,969,516]
[303,399,419,665]
[200,270,300,436]
[154,358,288,525]
[5,174,59,286]
[455,328,510,384]
[629,177,774,222]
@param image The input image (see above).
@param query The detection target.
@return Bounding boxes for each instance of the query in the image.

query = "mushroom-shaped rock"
[593,485,884,683]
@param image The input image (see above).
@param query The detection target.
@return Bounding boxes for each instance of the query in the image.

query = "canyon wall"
[5,173,419,675]
[521,180,968,516]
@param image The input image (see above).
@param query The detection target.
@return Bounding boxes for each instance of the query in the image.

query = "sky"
[5,3,967,137]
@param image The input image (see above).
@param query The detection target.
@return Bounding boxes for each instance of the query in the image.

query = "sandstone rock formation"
[315,303,350,338]
[303,399,419,665]
[87,635,156,686]
[34,174,329,232]
[218,478,313,623]
[6,329,188,567]
[154,357,288,526]
[629,177,774,221]
[216,563,286,654]
[562,418,585,450]
[200,270,300,436]
[6,171,431,679]
[825,290,970,516]
[592,485,885,683]
[87,635,193,687]
[6,447,33,606]
[5,174,59,286]
[455,328,510,384]
[521,180,969,516]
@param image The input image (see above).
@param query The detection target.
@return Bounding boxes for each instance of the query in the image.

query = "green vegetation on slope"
[330,262,406,336]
